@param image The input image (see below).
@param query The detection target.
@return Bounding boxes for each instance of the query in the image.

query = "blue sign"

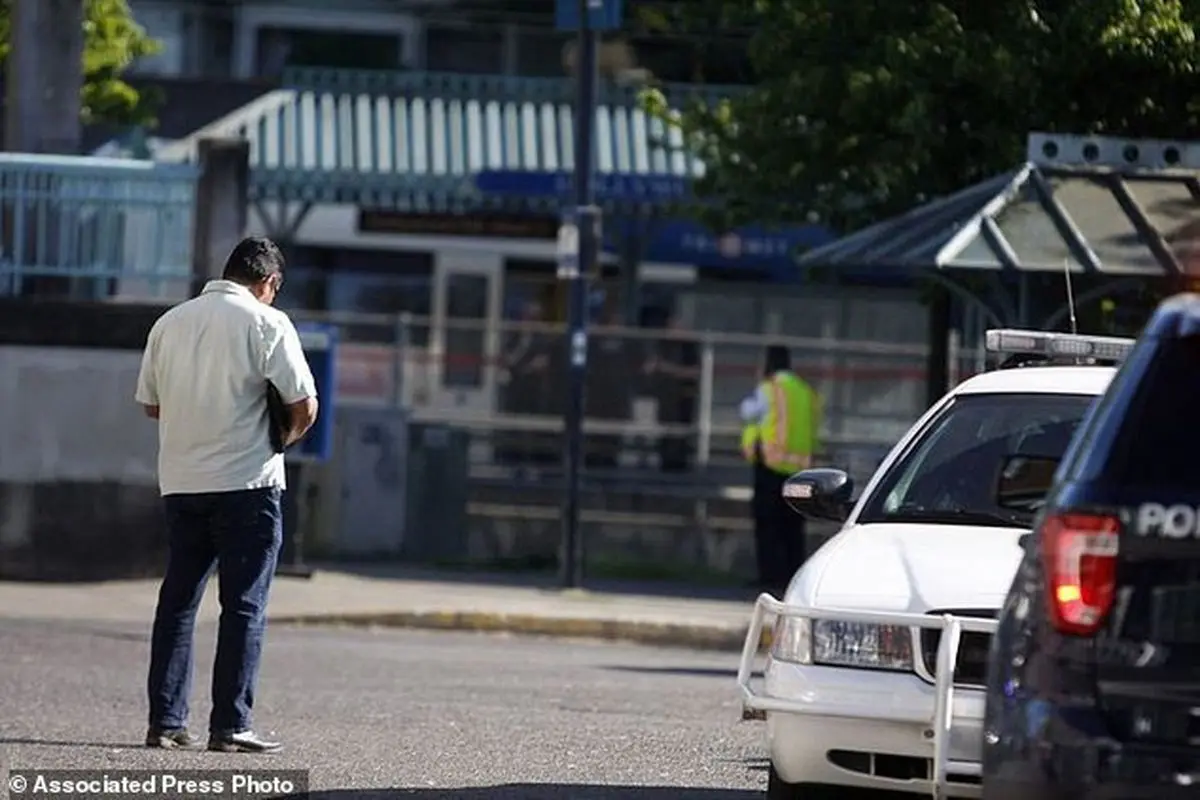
[474,169,860,279]
[556,0,623,31]
[289,322,337,463]
[475,170,690,203]
[615,220,837,275]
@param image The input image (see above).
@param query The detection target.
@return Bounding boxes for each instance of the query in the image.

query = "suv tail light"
[1041,512,1121,635]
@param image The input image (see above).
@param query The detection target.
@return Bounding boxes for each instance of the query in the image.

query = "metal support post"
[277,462,315,579]
[697,336,715,467]
[558,0,602,589]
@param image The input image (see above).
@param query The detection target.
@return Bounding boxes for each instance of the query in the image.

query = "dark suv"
[983,294,1200,799]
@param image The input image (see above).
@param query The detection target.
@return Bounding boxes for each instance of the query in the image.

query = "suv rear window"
[1103,337,1200,491]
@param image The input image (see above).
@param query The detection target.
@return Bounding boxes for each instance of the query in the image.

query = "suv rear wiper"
[887,508,1029,528]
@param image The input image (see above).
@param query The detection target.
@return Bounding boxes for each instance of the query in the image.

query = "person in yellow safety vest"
[738,345,821,593]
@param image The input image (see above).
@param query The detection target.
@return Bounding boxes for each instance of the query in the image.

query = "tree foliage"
[640,0,1200,232]
[0,0,161,128]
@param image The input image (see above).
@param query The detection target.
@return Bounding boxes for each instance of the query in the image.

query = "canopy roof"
[155,69,739,214]
[797,162,1200,276]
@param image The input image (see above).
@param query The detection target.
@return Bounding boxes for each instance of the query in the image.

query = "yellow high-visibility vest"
[742,371,820,475]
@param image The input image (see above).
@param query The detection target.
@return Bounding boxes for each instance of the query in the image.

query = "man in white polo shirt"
[135,236,318,754]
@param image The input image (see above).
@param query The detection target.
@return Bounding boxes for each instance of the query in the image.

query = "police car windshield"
[858,393,1096,527]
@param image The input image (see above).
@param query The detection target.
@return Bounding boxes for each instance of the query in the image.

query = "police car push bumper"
[737,595,998,799]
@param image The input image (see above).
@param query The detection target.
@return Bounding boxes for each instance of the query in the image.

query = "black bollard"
[276,461,314,579]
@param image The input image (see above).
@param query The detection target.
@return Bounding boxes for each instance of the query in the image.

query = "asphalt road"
[0,620,765,799]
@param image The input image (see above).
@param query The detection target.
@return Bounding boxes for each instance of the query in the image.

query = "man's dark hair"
[764,344,791,374]
[222,236,284,285]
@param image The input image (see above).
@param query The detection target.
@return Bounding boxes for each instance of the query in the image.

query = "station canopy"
[796,133,1200,278]
[154,68,733,215]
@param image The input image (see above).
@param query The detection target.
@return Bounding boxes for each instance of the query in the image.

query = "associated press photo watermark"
[5,770,308,799]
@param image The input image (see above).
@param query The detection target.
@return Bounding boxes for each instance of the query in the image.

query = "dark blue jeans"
[147,486,283,736]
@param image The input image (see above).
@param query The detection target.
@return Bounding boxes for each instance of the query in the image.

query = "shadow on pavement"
[713,756,768,773]
[311,563,760,604]
[600,666,761,680]
[286,787,759,799]
[0,737,142,749]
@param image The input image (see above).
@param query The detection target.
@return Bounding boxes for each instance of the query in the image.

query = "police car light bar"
[984,329,1136,362]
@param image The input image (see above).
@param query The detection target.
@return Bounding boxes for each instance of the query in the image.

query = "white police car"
[736,329,1136,799]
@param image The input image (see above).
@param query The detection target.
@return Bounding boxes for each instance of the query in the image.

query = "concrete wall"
[0,347,157,484]
[0,346,167,580]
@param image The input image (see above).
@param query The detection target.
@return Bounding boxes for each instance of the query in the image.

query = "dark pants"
[658,435,690,472]
[147,486,283,736]
[752,462,806,591]
[658,397,695,473]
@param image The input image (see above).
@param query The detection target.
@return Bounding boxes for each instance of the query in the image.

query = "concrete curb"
[271,610,775,653]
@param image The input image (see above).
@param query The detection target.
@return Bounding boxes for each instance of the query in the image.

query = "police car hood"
[800,522,1025,612]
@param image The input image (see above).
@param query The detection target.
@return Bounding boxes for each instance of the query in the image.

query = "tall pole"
[5,0,84,153]
[5,0,41,151]
[559,0,602,589]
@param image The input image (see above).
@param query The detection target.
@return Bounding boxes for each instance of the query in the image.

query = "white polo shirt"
[135,280,318,496]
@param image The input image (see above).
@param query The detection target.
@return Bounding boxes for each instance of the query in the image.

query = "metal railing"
[290,308,985,481]
[0,153,198,299]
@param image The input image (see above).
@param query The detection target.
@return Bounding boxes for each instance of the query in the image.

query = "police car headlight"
[771,616,812,664]
[811,620,913,671]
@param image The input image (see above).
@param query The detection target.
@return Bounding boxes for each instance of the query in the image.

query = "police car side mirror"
[995,454,1059,512]
[783,468,854,523]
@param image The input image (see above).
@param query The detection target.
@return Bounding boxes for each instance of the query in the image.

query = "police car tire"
[766,766,841,800]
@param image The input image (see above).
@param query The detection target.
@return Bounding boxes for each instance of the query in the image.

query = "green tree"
[0,0,161,128]
[641,0,1200,232]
